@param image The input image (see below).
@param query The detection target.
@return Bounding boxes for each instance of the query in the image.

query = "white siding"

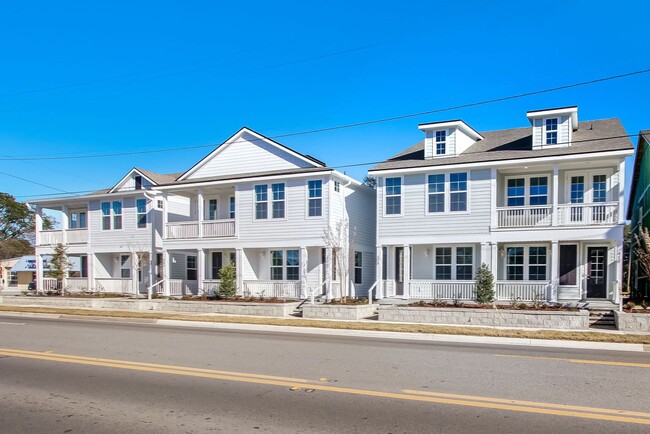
[116,173,155,192]
[89,196,152,251]
[187,132,315,180]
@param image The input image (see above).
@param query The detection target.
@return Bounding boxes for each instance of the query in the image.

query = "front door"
[395,247,404,296]
[586,247,607,298]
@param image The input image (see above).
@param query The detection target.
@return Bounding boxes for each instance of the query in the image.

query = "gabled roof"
[627,130,650,219]
[157,167,333,188]
[109,167,181,193]
[177,127,326,181]
[370,118,633,172]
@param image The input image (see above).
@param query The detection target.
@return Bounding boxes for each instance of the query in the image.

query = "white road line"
[0,322,26,326]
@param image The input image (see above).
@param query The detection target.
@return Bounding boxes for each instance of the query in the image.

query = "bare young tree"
[322,218,357,302]
[635,227,650,282]
[128,243,151,299]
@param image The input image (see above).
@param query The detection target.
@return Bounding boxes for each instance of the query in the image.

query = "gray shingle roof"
[135,168,183,184]
[370,118,633,172]
[158,167,333,187]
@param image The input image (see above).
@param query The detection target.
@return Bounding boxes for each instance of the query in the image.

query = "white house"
[32,127,376,300]
[369,106,633,306]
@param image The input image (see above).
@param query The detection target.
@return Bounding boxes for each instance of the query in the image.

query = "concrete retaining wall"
[302,304,376,320]
[614,311,650,332]
[0,296,299,317]
[378,306,590,330]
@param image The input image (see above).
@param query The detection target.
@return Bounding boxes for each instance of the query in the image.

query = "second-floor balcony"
[39,228,89,246]
[166,219,236,239]
[496,202,619,229]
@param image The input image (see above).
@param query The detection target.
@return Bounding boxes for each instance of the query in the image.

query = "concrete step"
[589,311,615,329]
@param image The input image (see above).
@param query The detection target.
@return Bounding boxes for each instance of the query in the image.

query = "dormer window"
[436,130,447,155]
[545,118,558,145]
[135,175,143,190]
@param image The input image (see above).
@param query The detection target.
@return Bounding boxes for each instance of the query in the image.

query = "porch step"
[589,311,616,329]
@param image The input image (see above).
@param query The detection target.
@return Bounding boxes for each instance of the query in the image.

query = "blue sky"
[0,0,649,201]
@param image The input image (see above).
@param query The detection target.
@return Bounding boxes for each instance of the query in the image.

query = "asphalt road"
[0,314,649,433]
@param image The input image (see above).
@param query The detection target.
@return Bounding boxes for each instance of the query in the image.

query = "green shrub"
[218,262,237,298]
[475,263,495,304]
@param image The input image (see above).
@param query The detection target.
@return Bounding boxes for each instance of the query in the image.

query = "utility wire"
[0,171,74,194]
[1,67,647,162]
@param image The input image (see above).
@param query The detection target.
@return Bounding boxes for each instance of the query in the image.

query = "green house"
[628,130,650,298]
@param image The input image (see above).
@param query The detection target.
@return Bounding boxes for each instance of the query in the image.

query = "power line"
[0,171,74,194]
[1,67,648,162]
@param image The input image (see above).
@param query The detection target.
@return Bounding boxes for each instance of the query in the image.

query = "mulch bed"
[407,301,579,311]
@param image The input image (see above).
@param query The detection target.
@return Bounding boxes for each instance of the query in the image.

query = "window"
[101,202,111,230]
[136,199,147,228]
[354,252,362,284]
[435,130,446,155]
[593,175,607,203]
[157,200,163,209]
[570,176,585,222]
[559,245,578,286]
[208,199,217,220]
[120,255,131,279]
[112,201,122,230]
[382,247,388,280]
[135,175,143,190]
[70,212,78,229]
[435,246,473,280]
[435,247,452,280]
[272,183,285,218]
[334,181,340,192]
[427,174,445,213]
[450,172,468,212]
[9,271,17,285]
[308,180,323,217]
[506,246,548,281]
[79,212,86,228]
[385,177,401,215]
[186,256,197,280]
[545,118,558,145]
[229,197,236,219]
[507,176,548,206]
[80,256,88,278]
[255,185,268,219]
[270,249,299,280]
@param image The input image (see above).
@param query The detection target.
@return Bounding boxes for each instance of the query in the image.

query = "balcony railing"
[67,228,88,244]
[495,281,549,302]
[169,279,198,296]
[496,206,553,228]
[409,280,476,300]
[39,230,63,245]
[38,229,88,245]
[166,220,235,239]
[556,202,618,226]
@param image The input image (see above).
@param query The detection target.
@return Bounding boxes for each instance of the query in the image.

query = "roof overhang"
[109,168,157,193]
[418,120,484,141]
[526,106,579,131]
[627,130,650,219]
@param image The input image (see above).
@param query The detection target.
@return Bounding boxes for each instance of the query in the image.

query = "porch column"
[376,245,383,299]
[197,188,204,238]
[618,159,625,224]
[197,248,205,296]
[552,164,559,226]
[490,168,497,229]
[300,246,308,298]
[35,253,43,295]
[325,247,333,301]
[403,244,410,300]
[61,205,69,245]
[490,243,498,277]
[87,253,95,292]
[235,248,243,295]
[550,241,559,303]
[61,250,68,293]
[162,192,169,239]
[131,253,138,298]
[162,250,170,296]
[34,206,43,246]
[480,242,491,268]
[616,240,624,304]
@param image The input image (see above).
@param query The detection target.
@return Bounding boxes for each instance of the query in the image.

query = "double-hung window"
[427,174,445,213]
[507,179,525,206]
[112,201,122,229]
[545,118,558,145]
[186,256,197,280]
[507,176,549,206]
[272,183,285,218]
[78,212,86,228]
[120,255,131,278]
[255,185,268,219]
[506,246,547,281]
[101,201,122,230]
[101,202,111,230]
[208,199,218,220]
[229,197,236,219]
[255,184,285,219]
[435,246,474,280]
[70,212,78,229]
[385,177,402,215]
[308,180,322,217]
[136,199,147,228]
[270,249,300,280]
[529,177,548,205]
[449,173,468,212]
[435,130,446,155]
[354,252,362,284]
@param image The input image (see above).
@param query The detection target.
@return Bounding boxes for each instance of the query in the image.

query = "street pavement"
[0,314,649,433]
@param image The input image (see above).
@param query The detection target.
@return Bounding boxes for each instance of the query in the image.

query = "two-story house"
[628,130,650,299]
[32,127,376,300]
[369,106,633,307]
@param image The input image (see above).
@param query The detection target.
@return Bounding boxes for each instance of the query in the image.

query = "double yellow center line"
[1,347,649,426]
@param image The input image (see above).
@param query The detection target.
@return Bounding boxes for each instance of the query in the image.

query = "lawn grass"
[1,304,649,345]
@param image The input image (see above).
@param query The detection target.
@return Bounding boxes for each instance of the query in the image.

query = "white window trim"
[229,196,236,219]
[253,183,287,221]
[120,254,131,279]
[543,117,559,146]
[564,169,613,204]
[306,179,324,219]
[205,198,218,221]
[354,251,363,285]
[433,245,475,281]
[425,171,471,215]
[383,176,404,217]
[101,200,123,231]
[135,198,148,229]
[504,244,549,281]
[186,255,197,281]
[269,249,300,281]
[504,173,551,207]
[435,130,447,155]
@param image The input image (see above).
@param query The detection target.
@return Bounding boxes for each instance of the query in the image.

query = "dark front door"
[212,252,223,279]
[395,247,404,296]
[586,247,607,298]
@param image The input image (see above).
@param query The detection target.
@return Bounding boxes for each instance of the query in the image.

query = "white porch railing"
[409,280,476,300]
[66,277,88,292]
[202,279,221,295]
[42,278,58,291]
[202,220,236,237]
[496,206,553,228]
[242,280,301,298]
[382,280,395,297]
[169,279,198,296]
[166,222,199,239]
[66,229,88,244]
[495,281,549,302]
[39,230,63,245]
[95,278,133,294]
[556,203,618,226]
